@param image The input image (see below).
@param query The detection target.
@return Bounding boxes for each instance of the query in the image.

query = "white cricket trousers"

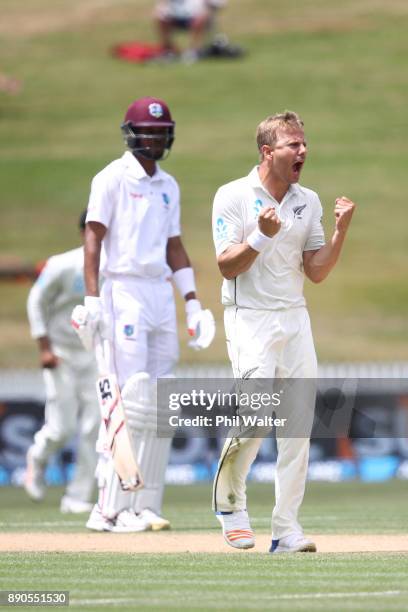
[98,275,178,517]
[213,306,317,539]
[30,353,100,502]
[102,276,178,387]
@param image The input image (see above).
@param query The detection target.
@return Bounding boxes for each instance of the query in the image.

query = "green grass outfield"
[0,482,408,610]
[1,481,408,534]
[1,552,407,611]
[1,1,408,366]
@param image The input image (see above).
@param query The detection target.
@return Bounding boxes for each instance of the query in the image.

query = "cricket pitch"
[1,533,408,554]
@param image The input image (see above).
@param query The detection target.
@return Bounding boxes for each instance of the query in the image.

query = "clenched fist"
[258,206,281,237]
[335,197,356,233]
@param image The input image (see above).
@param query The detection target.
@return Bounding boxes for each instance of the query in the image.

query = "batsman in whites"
[73,96,215,532]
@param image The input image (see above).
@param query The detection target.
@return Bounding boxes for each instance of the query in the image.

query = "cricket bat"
[94,333,144,492]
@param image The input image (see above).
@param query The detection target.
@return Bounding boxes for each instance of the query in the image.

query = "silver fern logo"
[293,204,307,218]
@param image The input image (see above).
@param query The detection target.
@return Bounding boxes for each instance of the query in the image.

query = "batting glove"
[71,296,105,352]
[185,299,216,350]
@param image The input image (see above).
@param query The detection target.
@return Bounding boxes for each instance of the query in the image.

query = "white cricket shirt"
[27,247,89,354]
[212,166,325,310]
[87,151,181,279]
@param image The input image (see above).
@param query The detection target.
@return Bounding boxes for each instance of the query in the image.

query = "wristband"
[247,227,275,253]
[84,296,102,315]
[185,299,201,316]
[173,267,196,298]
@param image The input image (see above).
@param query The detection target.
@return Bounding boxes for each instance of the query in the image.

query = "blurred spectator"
[0,72,22,95]
[154,0,227,63]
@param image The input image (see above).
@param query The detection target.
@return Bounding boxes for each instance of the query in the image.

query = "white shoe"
[86,506,152,533]
[86,504,114,532]
[216,510,255,549]
[270,533,317,553]
[60,496,93,514]
[139,508,171,531]
[24,448,46,502]
[111,509,152,533]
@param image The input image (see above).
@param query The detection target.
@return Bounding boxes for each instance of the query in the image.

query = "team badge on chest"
[162,193,170,209]
[293,204,307,219]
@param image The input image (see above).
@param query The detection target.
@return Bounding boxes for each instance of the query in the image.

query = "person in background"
[24,211,100,514]
[154,0,227,63]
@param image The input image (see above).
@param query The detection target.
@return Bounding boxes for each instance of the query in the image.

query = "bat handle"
[102,337,112,371]
[94,332,108,375]
[94,332,115,379]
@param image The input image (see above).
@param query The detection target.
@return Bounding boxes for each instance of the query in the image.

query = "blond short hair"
[256,111,304,153]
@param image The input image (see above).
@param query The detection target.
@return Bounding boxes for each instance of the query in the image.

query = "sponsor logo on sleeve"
[215,217,228,244]
[36,270,48,287]
[123,324,135,338]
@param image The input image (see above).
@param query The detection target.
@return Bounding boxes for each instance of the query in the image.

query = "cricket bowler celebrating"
[211,111,355,553]
[75,96,215,532]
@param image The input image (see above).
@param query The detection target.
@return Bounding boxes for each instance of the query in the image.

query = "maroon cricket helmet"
[124,97,175,127]
[121,97,175,160]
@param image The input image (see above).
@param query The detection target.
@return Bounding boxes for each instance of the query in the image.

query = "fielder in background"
[212,111,356,553]
[79,95,214,533]
[25,211,100,514]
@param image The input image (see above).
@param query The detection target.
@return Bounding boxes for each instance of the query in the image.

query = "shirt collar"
[122,150,165,182]
[248,166,300,200]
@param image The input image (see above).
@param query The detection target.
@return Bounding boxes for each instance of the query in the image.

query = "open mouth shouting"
[292,160,304,179]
